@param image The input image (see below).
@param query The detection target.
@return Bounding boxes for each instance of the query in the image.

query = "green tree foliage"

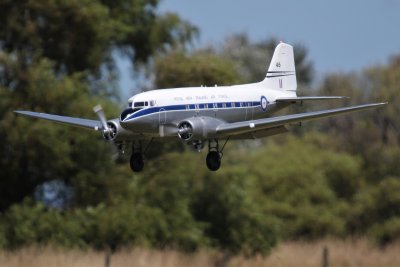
[366,56,400,145]
[0,0,197,212]
[154,50,241,89]
[0,57,120,211]
[190,167,278,256]
[247,135,359,240]
[0,0,197,74]
[348,177,400,245]
[315,57,399,183]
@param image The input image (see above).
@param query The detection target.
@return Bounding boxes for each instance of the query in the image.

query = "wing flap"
[217,102,387,136]
[276,96,348,103]
[231,126,288,140]
[14,110,103,130]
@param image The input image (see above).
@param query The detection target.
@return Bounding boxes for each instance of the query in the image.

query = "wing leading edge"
[14,110,103,130]
[216,102,387,136]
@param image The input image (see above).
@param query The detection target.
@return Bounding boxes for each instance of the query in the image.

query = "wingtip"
[376,102,388,106]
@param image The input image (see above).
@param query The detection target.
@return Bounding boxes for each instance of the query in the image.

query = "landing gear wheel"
[206,151,221,171]
[130,152,144,172]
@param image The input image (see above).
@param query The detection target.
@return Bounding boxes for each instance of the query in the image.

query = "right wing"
[14,110,103,130]
[216,102,387,136]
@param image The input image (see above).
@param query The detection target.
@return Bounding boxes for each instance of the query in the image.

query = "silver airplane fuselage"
[120,82,293,136]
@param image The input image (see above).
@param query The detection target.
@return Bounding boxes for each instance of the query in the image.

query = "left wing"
[216,102,387,136]
[14,110,103,130]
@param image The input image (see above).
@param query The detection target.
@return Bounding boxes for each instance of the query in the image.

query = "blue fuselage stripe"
[125,101,262,121]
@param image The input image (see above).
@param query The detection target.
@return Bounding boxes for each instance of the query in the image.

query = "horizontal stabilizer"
[276,96,348,104]
[14,110,102,130]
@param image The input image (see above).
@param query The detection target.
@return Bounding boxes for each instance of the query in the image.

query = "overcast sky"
[119,0,400,97]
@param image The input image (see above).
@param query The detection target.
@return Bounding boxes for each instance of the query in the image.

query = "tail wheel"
[206,151,221,171]
[130,152,144,172]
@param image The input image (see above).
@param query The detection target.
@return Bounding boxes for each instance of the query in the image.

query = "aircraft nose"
[120,108,134,122]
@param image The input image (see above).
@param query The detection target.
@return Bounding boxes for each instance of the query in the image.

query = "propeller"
[93,104,122,160]
[93,105,109,130]
[93,104,113,139]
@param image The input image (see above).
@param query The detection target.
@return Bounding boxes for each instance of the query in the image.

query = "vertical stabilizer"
[262,42,297,93]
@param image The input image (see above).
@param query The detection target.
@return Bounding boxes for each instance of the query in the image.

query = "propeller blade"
[93,104,109,131]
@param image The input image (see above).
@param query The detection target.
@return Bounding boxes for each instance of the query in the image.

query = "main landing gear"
[205,139,228,171]
[206,151,221,171]
[126,138,228,173]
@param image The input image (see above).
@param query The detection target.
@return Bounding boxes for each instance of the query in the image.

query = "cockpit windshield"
[133,101,155,108]
[121,100,155,121]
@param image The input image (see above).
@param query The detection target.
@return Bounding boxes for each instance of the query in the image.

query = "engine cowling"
[102,119,139,142]
[177,117,223,141]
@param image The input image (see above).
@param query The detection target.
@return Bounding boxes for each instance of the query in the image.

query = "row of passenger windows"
[186,102,255,110]
[128,101,257,110]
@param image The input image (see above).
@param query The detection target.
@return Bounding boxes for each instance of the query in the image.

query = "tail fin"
[262,42,297,93]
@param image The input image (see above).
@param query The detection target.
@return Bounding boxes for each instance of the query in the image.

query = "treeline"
[1,0,400,257]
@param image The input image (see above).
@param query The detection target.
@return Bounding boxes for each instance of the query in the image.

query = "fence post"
[322,245,329,267]
[104,247,112,267]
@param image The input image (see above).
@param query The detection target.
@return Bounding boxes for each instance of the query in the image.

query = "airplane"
[15,42,387,173]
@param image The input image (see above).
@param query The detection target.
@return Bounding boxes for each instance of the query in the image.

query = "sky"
[119,0,400,97]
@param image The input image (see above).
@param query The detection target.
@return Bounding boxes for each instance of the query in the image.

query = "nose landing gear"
[130,152,144,172]
[129,141,145,172]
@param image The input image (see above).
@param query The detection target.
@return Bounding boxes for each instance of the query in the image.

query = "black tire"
[206,151,221,171]
[130,152,144,172]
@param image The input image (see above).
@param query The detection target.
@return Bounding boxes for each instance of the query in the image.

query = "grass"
[1,239,400,267]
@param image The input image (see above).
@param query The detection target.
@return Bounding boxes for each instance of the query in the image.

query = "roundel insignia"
[261,96,268,111]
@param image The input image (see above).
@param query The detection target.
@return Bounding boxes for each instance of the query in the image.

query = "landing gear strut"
[130,142,144,172]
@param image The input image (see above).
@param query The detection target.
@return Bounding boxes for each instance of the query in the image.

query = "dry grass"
[1,239,400,267]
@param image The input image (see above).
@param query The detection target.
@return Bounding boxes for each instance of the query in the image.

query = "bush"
[370,217,400,246]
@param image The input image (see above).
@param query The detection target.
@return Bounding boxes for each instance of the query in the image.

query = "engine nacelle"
[177,117,223,141]
[103,119,139,142]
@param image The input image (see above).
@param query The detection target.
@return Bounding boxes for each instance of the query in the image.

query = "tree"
[0,0,197,212]
[0,0,198,75]
[154,50,241,89]
[347,177,400,245]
